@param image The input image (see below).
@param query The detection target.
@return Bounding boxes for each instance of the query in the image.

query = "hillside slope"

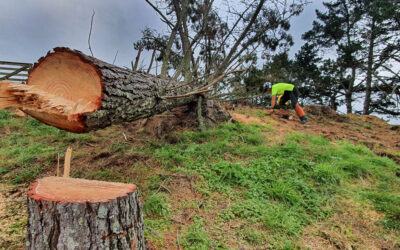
[235,105,400,164]
[0,105,399,249]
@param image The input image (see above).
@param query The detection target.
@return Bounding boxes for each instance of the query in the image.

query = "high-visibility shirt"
[271,83,294,96]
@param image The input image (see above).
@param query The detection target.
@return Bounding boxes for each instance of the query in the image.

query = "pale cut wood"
[26,177,145,249]
[56,153,60,177]
[63,147,72,178]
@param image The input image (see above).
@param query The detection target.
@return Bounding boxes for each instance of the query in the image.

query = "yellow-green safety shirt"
[271,83,294,96]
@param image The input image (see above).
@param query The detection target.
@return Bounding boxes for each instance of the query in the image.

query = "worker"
[264,82,308,124]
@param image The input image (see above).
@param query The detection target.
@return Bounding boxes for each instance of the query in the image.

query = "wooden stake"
[56,153,60,177]
[63,147,72,178]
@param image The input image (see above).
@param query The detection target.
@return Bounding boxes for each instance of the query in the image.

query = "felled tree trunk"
[26,177,145,249]
[0,47,194,132]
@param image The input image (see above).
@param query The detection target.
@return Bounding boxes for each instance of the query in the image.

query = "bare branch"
[209,0,266,81]
[163,69,245,99]
[199,69,247,92]
[174,0,192,82]
[88,10,95,57]
[162,89,211,99]
[215,2,254,55]
[147,48,157,74]
[112,50,118,65]
[161,1,184,77]
[189,0,215,48]
[133,45,143,71]
[145,0,174,29]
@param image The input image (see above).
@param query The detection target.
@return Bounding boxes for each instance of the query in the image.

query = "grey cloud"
[0,0,163,67]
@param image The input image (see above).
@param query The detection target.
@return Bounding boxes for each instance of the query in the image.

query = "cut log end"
[28,177,136,203]
[2,47,198,133]
[1,48,104,132]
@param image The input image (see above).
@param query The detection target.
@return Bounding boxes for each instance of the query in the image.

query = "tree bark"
[174,0,192,82]
[161,17,180,77]
[329,94,337,111]
[196,95,205,131]
[345,91,353,114]
[363,19,376,115]
[0,47,195,133]
[147,48,156,73]
[133,45,143,71]
[26,177,145,250]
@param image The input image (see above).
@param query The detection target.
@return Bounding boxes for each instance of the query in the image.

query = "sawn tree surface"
[0,47,196,132]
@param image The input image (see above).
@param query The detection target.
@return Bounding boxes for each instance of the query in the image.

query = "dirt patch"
[129,106,198,139]
[304,105,348,123]
[232,113,266,125]
[300,199,398,249]
[91,153,150,168]
[391,125,400,131]
[90,151,112,161]
[346,113,390,128]
[158,174,203,249]
[125,102,231,140]
[230,105,400,166]
[0,184,27,250]
[235,106,400,159]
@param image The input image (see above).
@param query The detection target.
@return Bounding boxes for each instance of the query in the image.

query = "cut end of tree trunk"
[0,48,104,132]
[2,47,198,133]
[28,176,136,203]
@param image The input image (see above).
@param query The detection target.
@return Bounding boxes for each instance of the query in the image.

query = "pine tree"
[301,0,364,114]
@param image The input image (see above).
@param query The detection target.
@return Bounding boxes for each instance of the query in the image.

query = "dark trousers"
[278,86,299,110]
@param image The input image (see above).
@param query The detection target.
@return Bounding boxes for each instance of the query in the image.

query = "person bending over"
[266,82,308,124]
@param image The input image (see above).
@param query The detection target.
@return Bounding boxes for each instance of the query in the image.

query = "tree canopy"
[135,0,399,118]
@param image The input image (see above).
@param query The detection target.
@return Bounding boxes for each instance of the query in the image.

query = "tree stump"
[26,177,145,249]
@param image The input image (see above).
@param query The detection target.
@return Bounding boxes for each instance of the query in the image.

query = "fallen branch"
[162,69,245,99]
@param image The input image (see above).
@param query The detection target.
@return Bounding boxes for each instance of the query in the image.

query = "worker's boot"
[295,103,307,124]
[300,115,308,124]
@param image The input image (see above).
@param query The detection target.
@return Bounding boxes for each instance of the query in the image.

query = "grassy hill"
[0,107,399,249]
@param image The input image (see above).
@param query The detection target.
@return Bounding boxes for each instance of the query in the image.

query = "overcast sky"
[0,0,163,66]
[0,0,324,67]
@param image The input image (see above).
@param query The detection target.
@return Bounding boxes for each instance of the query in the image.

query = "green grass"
[0,110,93,184]
[144,193,171,218]
[363,124,372,129]
[236,225,266,246]
[0,110,399,248]
[154,124,400,247]
[81,169,126,183]
[143,192,173,245]
[366,191,400,229]
[182,217,222,249]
